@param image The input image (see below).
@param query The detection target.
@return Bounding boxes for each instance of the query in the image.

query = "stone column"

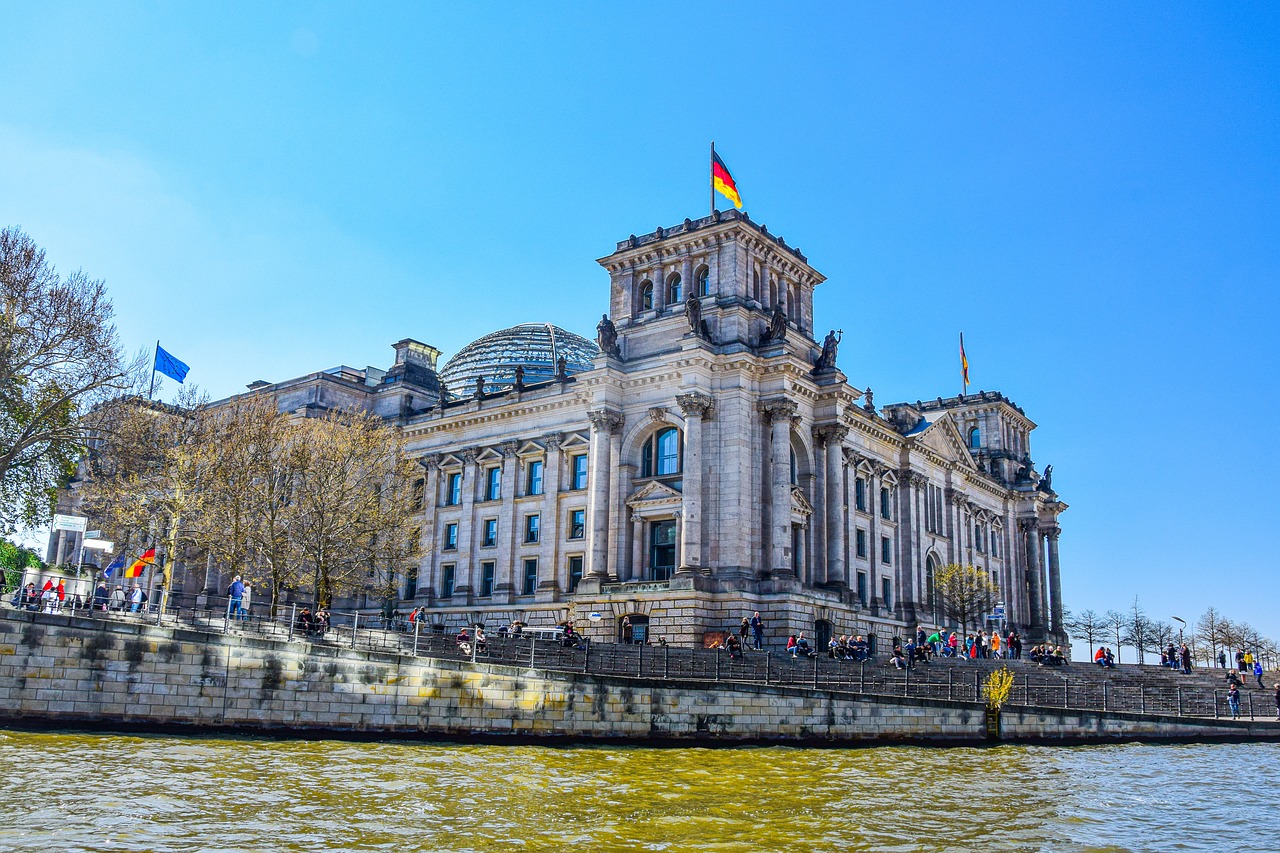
[679,255,693,302]
[898,471,926,625]
[630,514,644,581]
[1047,527,1063,639]
[540,434,563,595]
[495,441,519,599]
[653,264,667,312]
[455,448,479,600]
[586,410,622,579]
[676,393,713,574]
[607,426,624,581]
[1021,518,1044,633]
[817,424,848,587]
[759,399,798,576]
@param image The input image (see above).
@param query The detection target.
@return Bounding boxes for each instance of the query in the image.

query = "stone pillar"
[455,448,479,600]
[898,471,925,625]
[607,426,623,582]
[759,399,798,576]
[653,264,667,312]
[679,255,693,302]
[630,514,644,581]
[676,393,713,574]
[1047,527,1063,639]
[586,410,622,579]
[1022,518,1045,634]
[817,424,848,587]
[496,441,519,599]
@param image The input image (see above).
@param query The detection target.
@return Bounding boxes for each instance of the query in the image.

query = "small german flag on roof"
[712,149,742,209]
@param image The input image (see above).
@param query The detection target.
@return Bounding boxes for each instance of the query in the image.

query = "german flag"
[712,150,742,209]
[125,547,156,579]
[960,333,970,388]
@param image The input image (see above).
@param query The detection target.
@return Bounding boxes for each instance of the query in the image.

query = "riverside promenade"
[1,606,1276,744]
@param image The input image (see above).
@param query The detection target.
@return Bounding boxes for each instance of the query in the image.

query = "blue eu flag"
[154,344,190,383]
[103,554,125,579]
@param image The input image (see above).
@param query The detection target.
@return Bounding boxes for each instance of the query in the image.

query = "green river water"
[0,730,1275,852]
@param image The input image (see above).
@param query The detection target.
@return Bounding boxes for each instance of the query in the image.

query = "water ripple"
[0,731,1276,852]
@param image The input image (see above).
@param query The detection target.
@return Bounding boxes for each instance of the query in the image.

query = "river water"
[0,730,1275,852]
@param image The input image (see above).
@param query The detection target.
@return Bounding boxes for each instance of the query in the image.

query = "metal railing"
[4,594,1268,722]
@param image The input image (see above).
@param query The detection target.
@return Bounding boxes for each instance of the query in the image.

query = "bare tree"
[1195,607,1226,667]
[1103,609,1126,664]
[1066,608,1104,658]
[934,563,998,633]
[0,226,143,528]
[1121,597,1152,665]
[289,409,421,608]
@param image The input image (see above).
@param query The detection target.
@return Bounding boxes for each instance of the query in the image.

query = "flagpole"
[710,141,716,217]
[960,332,968,397]
[148,340,159,400]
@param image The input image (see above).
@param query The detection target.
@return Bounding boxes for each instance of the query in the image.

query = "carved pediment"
[517,440,545,457]
[911,413,977,471]
[790,484,814,516]
[626,480,684,507]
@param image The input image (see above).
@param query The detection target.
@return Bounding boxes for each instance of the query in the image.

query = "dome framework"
[439,323,598,398]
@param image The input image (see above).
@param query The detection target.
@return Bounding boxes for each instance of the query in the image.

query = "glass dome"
[439,323,599,398]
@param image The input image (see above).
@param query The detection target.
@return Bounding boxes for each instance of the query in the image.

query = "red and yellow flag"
[960,333,970,388]
[125,548,156,579]
[712,150,742,209]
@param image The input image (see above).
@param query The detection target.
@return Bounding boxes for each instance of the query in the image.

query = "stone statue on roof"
[596,314,621,358]
[814,329,842,371]
[762,302,787,345]
[1037,464,1054,493]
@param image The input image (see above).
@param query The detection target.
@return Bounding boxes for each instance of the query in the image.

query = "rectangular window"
[881,577,893,610]
[525,513,540,543]
[569,509,585,540]
[412,478,425,512]
[991,531,1000,558]
[441,564,455,598]
[650,520,677,580]
[447,472,462,506]
[856,572,868,607]
[975,523,985,553]
[404,574,417,599]
[443,522,458,551]
[480,561,495,597]
[880,487,891,520]
[568,555,584,592]
[855,528,867,559]
[482,518,498,548]
[522,558,538,595]
[991,569,999,594]
[486,467,501,501]
[572,455,588,490]
[881,535,892,564]
[526,459,544,495]
[855,478,867,512]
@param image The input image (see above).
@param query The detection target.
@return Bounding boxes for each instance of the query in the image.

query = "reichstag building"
[223,210,1070,648]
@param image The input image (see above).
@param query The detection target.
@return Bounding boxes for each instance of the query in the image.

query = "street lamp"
[1172,616,1186,646]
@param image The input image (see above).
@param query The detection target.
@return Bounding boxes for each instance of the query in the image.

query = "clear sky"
[3,3,1277,643]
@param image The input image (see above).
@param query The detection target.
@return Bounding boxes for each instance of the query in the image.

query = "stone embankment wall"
[0,611,1273,743]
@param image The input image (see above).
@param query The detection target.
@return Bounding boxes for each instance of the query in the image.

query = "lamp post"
[1172,616,1185,645]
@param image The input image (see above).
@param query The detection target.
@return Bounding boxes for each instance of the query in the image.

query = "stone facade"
[50,211,1069,649]
[399,211,1069,647]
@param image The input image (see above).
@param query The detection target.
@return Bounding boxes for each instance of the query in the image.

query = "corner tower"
[596,209,826,361]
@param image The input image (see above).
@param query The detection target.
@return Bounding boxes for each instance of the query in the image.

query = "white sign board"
[85,530,101,540]
[82,539,114,552]
[53,514,88,533]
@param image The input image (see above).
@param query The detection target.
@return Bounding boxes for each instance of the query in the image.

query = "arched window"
[752,269,761,302]
[789,447,797,485]
[667,273,682,304]
[641,427,682,477]
[696,265,710,297]
[640,281,654,310]
[968,427,980,449]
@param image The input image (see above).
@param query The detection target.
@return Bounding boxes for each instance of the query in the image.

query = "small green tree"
[934,563,998,633]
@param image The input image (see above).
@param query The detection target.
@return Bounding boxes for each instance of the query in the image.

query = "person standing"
[1218,650,1227,669]
[621,616,633,645]
[227,575,245,620]
[1274,682,1280,721]
[738,617,750,650]
[1227,683,1241,719]
[55,579,66,612]
[92,581,109,611]
[750,611,764,650]
[1254,660,1265,689]
[1180,644,1192,675]
[129,583,144,613]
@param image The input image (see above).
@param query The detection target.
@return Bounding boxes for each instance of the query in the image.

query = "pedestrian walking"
[1254,660,1264,689]
[750,611,764,650]
[129,583,144,613]
[738,617,750,650]
[1218,650,1227,669]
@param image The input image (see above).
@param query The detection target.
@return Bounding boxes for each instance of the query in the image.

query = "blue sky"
[3,3,1277,642]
